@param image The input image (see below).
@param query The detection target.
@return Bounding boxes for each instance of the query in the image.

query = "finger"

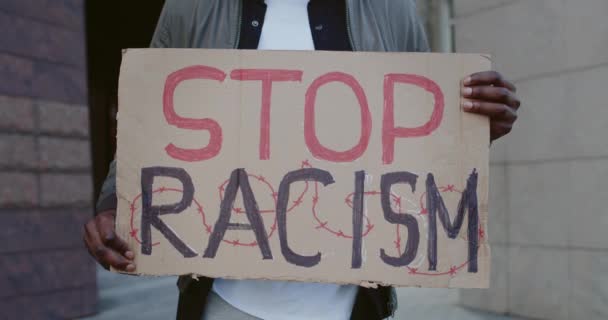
[490,121,513,141]
[84,221,111,269]
[464,71,516,92]
[85,221,134,271]
[462,86,519,108]
[83,228,110,270]
[462,100,517,122]
[96,216,133,259]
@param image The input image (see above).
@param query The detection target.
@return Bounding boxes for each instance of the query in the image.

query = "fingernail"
[462,101,474,110]
[463,76,472,85]
[461,87,473,96]
[125,251,135,259]
[126,264,136,272]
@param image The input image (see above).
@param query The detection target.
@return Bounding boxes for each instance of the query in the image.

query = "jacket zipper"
[344,0,356,51]
[234,0,244,49]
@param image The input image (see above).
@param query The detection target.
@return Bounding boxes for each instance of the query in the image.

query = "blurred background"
[0,0,606,319]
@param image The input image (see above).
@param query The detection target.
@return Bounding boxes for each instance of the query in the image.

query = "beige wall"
[452,1,608,319]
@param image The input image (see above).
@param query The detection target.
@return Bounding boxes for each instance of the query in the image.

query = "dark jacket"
[97,1,429,319]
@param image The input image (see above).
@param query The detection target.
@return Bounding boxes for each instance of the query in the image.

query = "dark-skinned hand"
[83,210,136,272]
[461,71,521,141]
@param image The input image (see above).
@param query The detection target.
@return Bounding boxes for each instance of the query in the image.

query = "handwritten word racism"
[140,167,479,273]
[163,67,444,165]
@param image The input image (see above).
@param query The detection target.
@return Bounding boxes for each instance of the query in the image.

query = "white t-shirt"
[212,1,358,319]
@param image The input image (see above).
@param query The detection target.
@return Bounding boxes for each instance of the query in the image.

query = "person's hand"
[461,71,521,142]
[83,210,135,272]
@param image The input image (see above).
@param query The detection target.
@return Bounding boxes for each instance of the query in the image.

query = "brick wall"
[454,1,608,319]
[0,0,97,318]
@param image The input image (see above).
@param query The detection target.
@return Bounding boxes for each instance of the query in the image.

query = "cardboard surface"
[116,49,492,288]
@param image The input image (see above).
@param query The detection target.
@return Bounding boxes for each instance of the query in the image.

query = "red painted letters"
[230,69,303,160]
[382,74,444,164]
[163,65,226,162]
[162,67,445,164]
[304,72,372,162]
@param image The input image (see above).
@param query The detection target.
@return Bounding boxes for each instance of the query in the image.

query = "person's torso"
[149,1,430,319]
[212,3,358,319]
[150,0,429,53]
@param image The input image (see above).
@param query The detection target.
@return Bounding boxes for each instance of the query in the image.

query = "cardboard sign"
[116,49,492,288]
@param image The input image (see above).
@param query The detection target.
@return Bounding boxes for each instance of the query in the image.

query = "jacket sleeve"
[149,0,174,48]
[351,0,430,53]
[150,0,201,48]
[398,0,430,53]
[95,159,117,213]
[96,1,181,214]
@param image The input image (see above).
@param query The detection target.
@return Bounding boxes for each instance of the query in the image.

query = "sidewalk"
[83,268,178,320]
[393,288,520,320]
[85,268,522,320]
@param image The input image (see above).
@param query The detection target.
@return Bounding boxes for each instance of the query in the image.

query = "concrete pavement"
[84,268,523,320]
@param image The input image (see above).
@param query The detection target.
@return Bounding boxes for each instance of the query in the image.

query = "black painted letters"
[277,168,335,267]
[203,169,273,259]
[141,167,197,257]
[379,172,420,267]
[426,169,479,272]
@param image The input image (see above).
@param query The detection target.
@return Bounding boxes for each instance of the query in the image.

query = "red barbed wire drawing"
[129,186,268,248]
[217,173,308,215]
[398,184,484,277]
[303,161,373,239]
[312,184,415,239]
[406,260,471,276]
[212,163,310,247]
[310,182,373,239]
[417,184,486,241]
[128,164,485,277]
[129,162,311,248]
[128,187,187,247]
